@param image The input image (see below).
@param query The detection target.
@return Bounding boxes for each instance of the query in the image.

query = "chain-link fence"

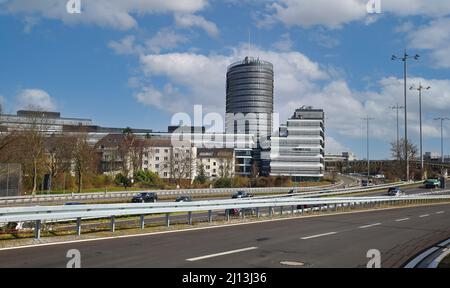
[0,163,22,197]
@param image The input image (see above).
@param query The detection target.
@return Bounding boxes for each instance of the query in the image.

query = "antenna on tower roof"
[248,28,251,58]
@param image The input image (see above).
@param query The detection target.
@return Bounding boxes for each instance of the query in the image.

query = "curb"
[404,237,450,268]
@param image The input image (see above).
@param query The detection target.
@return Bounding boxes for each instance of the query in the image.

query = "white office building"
[270,106,325,181]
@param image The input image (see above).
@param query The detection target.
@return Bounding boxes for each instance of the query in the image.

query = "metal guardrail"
[0,188,449,240]
[0,181,345,206]
[255,181,416,200]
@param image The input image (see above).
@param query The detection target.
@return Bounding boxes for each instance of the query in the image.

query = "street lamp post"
[392,50,419,181]
[389,104,405,160]
[410,83,430,178]
[434,117,449,163]
[362,117,375,182]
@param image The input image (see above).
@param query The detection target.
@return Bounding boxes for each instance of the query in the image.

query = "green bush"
[115,173,132,189]
[133,170,163,188]
[214,177,233,188]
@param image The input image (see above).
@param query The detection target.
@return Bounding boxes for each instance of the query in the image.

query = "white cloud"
[109,29,189,56]
[136,44,327,114]
[406,17,450,68]
[263,0,367,29]
[16,89,56,111]
[108,35,144,55]
[260,0,450,29]
[272,33,293,51]
[325,136,350,154]
[174,13,219,37]
[1,0,209,30]
[145,29,189,53]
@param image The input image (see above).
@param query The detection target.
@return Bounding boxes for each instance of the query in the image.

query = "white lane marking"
[419,214,430,218]
[186,247,258,262]
[301,232,337,240]
[396,218,410,222]
[359,223,382,229]
[436,211,445,214]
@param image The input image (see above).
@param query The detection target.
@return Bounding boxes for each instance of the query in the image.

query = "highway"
[0,203,448,268]
[36,182,446,233]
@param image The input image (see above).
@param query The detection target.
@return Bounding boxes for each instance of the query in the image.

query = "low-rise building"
[96,134,197,181]
[197,148,235,179]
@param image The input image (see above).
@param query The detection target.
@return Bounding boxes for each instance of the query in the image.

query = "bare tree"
[218,157,234,178]
[118,131,136,176]
[45,135,75,180]
[9,111,51,195]
[73,133,96,193]
[391,138,418,162]
[164,146,195,186]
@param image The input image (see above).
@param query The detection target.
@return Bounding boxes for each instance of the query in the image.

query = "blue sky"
[1,0,450,160]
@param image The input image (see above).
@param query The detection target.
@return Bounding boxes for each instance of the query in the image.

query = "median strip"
[300,232,337,240]
[186,247,258,262]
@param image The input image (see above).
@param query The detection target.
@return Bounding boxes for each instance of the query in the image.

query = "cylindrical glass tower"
[225,56,274,141]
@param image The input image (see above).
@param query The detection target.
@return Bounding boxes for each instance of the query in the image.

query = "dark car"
[288,189,296,195]
[132,192,158,203]
[226,208,256,216]
[231,191,253,199]
[387,187,404,196]
[64,202,85,205]
[175,195,192,202]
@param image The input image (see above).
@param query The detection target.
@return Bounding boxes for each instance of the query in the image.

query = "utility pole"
[362,117,375,182]
[389,103,405,160]
[392,49,419,181]
[434,117,449,163]
[410,83,430,178]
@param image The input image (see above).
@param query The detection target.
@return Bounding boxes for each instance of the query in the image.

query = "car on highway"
[2,221,35,233]
[131,192,158,203]
[423,178,440,189]
[64,202,85,205]
[231,191,253,199]
[387,187,404,196]
[288,189,297,195]
[175,195,192,202]
[225,208,256,216]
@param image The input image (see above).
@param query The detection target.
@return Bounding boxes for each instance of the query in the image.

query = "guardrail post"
[208,210,213,223]
[241,210,245,220]
[269,206,273,217]
[291,205,294,215]
[280,206,283,216]
[76,217,81,236]
[165,213,170,227]
[35,220,41,240]
[110,216,116,232]
[188,211,192,225]
[140,215,145,229]
[226,209,230,221]
[256,207,260,218]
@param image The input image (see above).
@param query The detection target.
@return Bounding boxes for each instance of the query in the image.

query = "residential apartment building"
[270,106,325,181]
[197,148,235,179]
[96,134,197,181]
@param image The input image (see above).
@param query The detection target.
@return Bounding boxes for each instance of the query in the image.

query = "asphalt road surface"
[0,203,448,268]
